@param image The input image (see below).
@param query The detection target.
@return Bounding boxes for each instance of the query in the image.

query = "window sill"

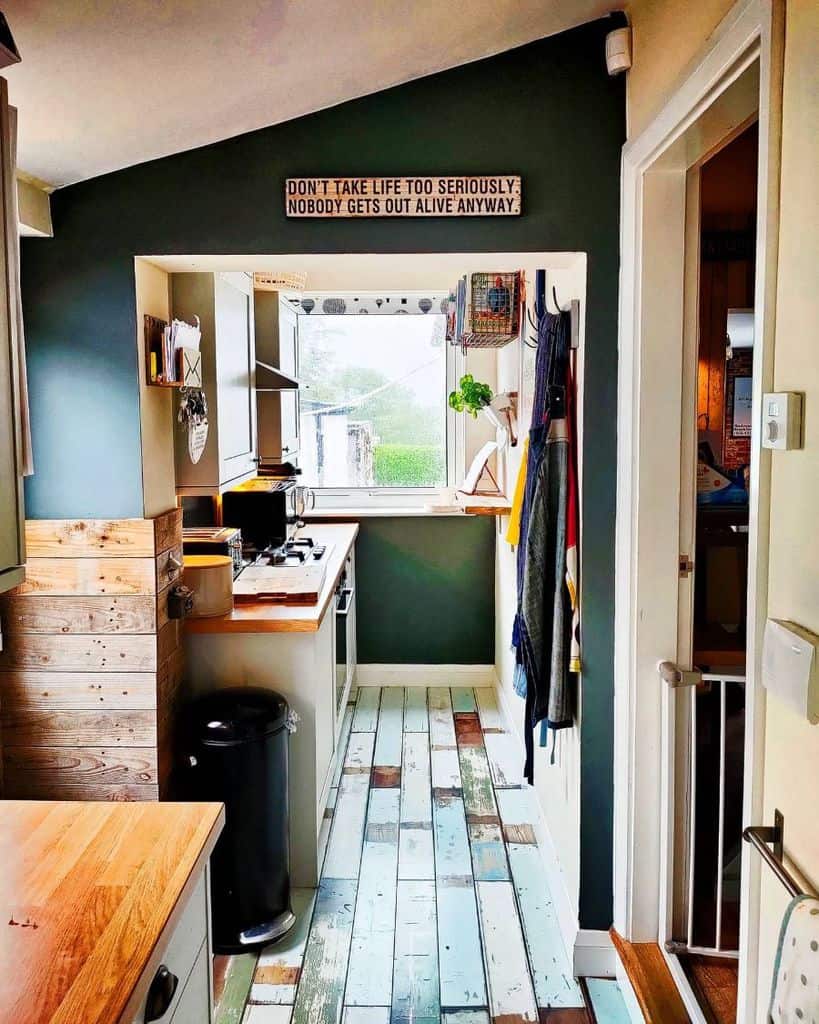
[305,495,511,520]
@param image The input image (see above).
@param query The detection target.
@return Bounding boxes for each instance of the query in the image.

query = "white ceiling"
[4,0,616,189]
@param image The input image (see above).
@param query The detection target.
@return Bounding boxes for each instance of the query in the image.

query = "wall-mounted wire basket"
[452,271,523,349]
[253,271,307,292]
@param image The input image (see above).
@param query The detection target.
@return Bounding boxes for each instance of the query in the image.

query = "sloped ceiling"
[4,0,618,188]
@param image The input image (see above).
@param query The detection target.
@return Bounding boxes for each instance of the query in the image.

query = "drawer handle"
[145,964,178,1022]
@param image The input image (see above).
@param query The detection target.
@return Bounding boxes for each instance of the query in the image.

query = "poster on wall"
[732,376,753,437]
[285,176,521,218]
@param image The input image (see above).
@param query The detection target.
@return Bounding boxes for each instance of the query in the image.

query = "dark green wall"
[20,18,625,929]
[352,518,495,664]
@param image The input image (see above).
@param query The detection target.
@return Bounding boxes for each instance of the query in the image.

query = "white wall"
[494,256,587,926]
[625,0,819,1012]
[134,258,177,518]
[755,0,819,1012]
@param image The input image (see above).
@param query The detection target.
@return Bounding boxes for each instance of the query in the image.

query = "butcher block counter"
[0,799,224,1024]
[184,523,358,634]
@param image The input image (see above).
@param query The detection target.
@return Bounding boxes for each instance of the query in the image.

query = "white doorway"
[612,1,784,1021]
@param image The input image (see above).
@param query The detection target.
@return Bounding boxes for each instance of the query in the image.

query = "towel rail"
[743,812,809,898]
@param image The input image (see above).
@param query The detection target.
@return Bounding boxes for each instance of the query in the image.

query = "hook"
[552,286,562,313]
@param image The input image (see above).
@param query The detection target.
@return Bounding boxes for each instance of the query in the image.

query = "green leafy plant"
[448,374,493,418]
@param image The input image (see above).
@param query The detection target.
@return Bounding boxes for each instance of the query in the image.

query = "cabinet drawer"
[129,871,208,1023]
[170,941,211,1024]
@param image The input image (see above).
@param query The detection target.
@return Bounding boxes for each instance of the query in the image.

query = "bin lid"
[189,687,289,745]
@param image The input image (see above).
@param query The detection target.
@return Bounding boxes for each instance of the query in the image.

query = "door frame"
[612,0,784,1020]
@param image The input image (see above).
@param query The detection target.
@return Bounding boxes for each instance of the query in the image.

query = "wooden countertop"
[184,523,359,634]
[0,799,224,1024]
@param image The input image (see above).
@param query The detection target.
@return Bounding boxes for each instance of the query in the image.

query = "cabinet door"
[169,943,211,1024]
[0,80,24,594]
[278,298,298,378]
[280,391,299,459]
[215,274,257,486]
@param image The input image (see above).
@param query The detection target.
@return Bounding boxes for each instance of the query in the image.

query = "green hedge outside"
[373,444,446,487]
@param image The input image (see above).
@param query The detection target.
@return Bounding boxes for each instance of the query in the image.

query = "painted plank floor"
[213,687,629,1024]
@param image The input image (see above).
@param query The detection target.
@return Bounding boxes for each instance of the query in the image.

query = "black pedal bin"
[184,687,296,953]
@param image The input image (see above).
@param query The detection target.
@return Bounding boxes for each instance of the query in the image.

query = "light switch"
[762,391,803,450]
[762,619,819,723]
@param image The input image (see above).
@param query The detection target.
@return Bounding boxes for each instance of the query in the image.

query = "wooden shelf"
[457,494,512,516]
[256,359,300,390]
[144,314,183,387]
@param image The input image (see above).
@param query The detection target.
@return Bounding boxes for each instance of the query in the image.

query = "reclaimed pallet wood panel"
[1,708,157,748]
[454,712,484,747]
[431,746,461,790]
[374,686,404,767]
[451,687,477,713]
[291,879,356,1024]
[437,881,486,1010]
[345,788,400,1007]
[322,771,369,879]
[583,979,631,1023]
[496,787,539,845]
[215,952,259,1024]
[474,687,504,731]
[24,518,158,559]
[1,780,159,801]
[11,557,157,596]
[352,687,381,732]
[391,880,440,1024]
[1,594,158,634]
[507,844,583,1009]
[251,889,316,1005]
[403,688,428,732]
[399,732,433,881]
[3,744,158,787]
[344,732,375,774]
[457,744,498,825]
[331,707,354,790]
[155,543,184,592]
[483,732,523,789]
[243,1005,292,1022]
[433,792,472,880]
[343,1010,389,1024]
[153,508,183,556]
[0,632,158,672]
[0,669,158,710]
[468,823,509,881]
[433,791,486,1009]
[428,687,457,746]
[443,1013,490,1024]
[476,880,539,1023]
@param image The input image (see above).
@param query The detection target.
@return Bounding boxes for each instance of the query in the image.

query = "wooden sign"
[285,175,521,218]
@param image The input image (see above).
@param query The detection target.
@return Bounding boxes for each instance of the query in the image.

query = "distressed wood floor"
[214,686,630,1024]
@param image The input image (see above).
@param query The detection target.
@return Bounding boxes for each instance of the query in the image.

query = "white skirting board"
[355,664,497,687]
[495,680,616,979]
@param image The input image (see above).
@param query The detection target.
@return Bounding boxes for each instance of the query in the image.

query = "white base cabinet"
[128,867,214,1023]
[185,608,343,888]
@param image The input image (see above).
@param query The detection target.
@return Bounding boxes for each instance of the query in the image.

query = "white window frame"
[301,310,464,511]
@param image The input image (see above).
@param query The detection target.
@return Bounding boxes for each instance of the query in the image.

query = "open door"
[660,123,760,1024]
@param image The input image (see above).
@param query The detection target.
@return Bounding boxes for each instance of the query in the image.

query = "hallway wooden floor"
[214,686,631,1024]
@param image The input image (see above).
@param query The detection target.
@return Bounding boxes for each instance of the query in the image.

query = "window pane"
[299,313,447,488]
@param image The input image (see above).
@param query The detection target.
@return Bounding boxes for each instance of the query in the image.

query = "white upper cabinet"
[173,272,258,495]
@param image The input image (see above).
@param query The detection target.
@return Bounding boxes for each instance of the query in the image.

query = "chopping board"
[233,548,332,605]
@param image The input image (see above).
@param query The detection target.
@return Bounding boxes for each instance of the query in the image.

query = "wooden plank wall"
[0,510,184,801]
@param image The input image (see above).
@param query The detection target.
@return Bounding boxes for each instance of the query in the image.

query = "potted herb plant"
[448,375,517,445]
